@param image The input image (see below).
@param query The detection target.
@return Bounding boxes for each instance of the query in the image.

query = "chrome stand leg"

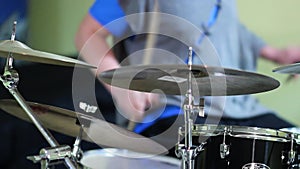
[0,22,78,169]
[177,47,205,169]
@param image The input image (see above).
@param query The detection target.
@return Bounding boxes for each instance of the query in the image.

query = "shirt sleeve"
[238,23,266,59]
[89,0,128,37]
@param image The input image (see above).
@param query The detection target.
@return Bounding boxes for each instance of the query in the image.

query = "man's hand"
[261,45,300,64]
[110,87,161,123]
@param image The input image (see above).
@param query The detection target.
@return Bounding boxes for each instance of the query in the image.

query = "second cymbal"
[99,64,279,96]
[0,40,96,69]
[273,62,300,74]
[0,99,167,155]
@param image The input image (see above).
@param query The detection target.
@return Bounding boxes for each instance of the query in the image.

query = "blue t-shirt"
[0,0,28,41]
[89,0,127,37]
[89,0,271,132]
[0,0,27,24]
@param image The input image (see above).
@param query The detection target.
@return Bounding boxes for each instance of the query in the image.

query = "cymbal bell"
[0,40,96,69]
[273,62,300,74]
[0,99,167,155]
[99,64,279,96]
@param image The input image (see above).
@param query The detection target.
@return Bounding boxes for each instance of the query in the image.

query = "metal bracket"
[220,127,230,159]
[27,145,72,169]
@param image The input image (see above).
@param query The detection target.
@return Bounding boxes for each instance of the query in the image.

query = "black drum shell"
[194,135,299,169]
[178,125,300,169]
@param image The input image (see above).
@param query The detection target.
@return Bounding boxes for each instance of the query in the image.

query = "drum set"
[1,22,300,169]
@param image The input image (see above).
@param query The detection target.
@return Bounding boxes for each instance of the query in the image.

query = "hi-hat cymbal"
[0,99,167,155]
[99,64,279,96]
[0,40,96,68]
[273,62,300,74]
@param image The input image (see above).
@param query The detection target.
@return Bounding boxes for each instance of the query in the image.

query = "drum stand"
[0,22,82,169]
[176,47,206,169]
[26,128,84,169]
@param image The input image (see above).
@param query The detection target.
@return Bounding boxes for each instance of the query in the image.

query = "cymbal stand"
[27,127,84,169]
[176,47,205,169]
[72,126,84,161]
[0,21,78,169]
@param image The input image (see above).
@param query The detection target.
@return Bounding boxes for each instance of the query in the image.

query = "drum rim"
[280,127,300,143]
[179,124,297,142]
[81,148,181,167]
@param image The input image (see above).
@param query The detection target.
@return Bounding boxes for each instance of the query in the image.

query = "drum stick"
[127,120,136,131]
[131,0,159,131]
[142,0,159,65]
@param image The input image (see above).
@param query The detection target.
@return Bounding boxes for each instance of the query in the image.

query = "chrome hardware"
[198,98,205,117]
[220,143,230,159]
[27,145,72,169]
[288,134,296,165]
[220,127,230,159]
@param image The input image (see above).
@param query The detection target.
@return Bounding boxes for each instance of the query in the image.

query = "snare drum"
[178,124,300,169]
[80,148,181,169]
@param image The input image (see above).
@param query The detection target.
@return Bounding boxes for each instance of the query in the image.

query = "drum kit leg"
[173,47,204,169]
[1,22,300,169]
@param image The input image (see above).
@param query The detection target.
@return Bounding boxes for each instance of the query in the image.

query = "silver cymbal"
[0,40,96,68]
[0,99,167,155]
[273,62,300,74]
[99,64,279,96]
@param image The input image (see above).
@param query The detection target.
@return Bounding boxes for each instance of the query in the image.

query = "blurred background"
[2,0,300,125]
[238,0,300,127]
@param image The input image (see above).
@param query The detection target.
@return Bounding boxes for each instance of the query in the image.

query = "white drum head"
[81,148,181,169]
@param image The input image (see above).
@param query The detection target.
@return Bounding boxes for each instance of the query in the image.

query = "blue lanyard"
[186,0,222,63]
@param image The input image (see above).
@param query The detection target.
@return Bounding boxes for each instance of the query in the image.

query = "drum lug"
[194,142,207,156]
[286,134,296,165]
[281,150,296,165]
[288,150,296,165]
[220,143,230,159]
[220,127,230,159]
[175,142,206,158]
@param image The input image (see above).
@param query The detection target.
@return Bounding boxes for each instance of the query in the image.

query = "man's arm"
[75,13,120,80]
[260,45,300,64]
[75,13,159,123]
